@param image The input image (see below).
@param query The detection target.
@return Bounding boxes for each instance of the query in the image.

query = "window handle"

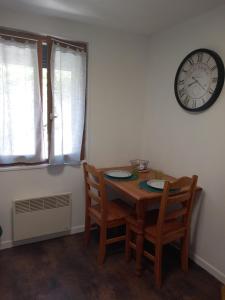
[50,113,58,120]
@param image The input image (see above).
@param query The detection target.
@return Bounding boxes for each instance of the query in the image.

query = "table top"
[98,166,202,203]
[98,166,175,203]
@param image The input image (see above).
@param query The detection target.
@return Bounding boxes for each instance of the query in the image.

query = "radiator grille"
[15,194,70,214]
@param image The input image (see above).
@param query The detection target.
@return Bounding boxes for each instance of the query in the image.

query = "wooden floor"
[0,232,221,300]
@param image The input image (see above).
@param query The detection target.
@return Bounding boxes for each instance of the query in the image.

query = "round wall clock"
[174,48,224,112]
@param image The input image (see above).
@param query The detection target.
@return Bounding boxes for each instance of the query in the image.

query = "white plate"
[147,179,166,190]
[105,170,132,179]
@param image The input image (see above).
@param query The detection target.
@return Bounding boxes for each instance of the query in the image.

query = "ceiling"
[0,0,224,35]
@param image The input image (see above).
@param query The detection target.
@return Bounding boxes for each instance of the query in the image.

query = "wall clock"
[174,49,224,112]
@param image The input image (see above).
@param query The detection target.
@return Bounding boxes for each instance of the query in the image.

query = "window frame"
[0,27,87,167]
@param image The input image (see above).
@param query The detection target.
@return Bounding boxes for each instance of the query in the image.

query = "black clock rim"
[174,48,225,112]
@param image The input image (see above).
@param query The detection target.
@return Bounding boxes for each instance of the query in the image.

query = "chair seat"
[145,220,186,242]
[126,210,185,242]
[89,199,132,223]
[126,209,159,232]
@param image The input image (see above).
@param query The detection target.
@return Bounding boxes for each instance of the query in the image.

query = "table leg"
[135,201,145,276]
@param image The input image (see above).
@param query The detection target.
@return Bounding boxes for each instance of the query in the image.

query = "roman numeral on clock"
[212,77,218,83]
[197,53,203,63]
[183,96,190,106]
[178,79,184,85]
[178,88,185,98]
[210,65,216,71]
[192,100,197,109]
[209,88,214,94]
[188,57,194,65]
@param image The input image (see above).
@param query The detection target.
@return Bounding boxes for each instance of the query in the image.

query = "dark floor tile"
[0,233,221,300]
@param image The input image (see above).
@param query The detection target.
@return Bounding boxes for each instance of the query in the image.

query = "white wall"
[141,5,225,283]
[0,9,148,248]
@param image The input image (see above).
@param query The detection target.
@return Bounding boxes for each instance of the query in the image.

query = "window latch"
[50,113,58,120]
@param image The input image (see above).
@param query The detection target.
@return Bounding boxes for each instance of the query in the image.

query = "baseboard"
[190,252,225,284]
[70,225,85,234]
[0,224,85,251]
[172,243,225,284]
[0,240,13,250]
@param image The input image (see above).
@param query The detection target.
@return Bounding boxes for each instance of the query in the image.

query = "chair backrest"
[83,163,108,220]
[156,175,198,239]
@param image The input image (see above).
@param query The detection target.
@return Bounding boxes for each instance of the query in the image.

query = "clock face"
[174,49,224,112]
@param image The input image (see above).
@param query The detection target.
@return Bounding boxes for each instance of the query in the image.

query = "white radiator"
[13,193,72,241]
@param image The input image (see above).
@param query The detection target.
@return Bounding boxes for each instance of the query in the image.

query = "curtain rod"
[0,33,86,49]
[0,33,38,42]
[52,38,85,50]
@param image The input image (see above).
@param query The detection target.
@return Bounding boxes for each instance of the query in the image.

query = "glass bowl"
[130,159,149,171]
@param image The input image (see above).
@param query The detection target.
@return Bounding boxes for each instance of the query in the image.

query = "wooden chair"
[83,163,132,264]
[125,175,198,288]
[222,285,225,300]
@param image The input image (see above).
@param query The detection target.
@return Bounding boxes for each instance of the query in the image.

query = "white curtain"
[50,43,86,165]
[0,38,43,164]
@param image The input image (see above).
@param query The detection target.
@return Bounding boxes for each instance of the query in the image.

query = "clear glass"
[130,159,149,171]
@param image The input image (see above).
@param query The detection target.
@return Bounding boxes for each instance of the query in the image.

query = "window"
[50,42,86,164]
[0,29,87,166]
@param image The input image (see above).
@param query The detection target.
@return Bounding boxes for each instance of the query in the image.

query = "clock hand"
[188,81,196,87]
[195,80,207,91]
[192,76,207,91]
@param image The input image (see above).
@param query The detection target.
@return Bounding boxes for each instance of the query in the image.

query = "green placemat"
[104,173,139,181]
[139,180,163,193]
[139,180,179,193]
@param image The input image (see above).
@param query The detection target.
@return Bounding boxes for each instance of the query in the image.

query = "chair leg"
[135,232,144,276]
[181,234,189,272]
[84,212,91,246]
[154,244,162,288]
[98,226,107,265]
[125,224,132,262]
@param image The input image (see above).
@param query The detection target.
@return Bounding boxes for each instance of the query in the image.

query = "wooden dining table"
[98,166,201,274]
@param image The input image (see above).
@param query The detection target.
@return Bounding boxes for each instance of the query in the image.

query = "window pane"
[50,45,86,163]
[50,44,86,164]
[0,39,43,164]
[54,69,73,155]
[0,64,35,155]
